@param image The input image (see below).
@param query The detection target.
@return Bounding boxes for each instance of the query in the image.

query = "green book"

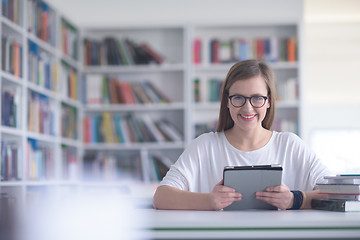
[311,199,360,212]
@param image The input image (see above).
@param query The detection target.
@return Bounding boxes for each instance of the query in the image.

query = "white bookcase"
[0,1,302,206]
[80,26,188,186]
[189,23,301,139]
[0,0,82,208]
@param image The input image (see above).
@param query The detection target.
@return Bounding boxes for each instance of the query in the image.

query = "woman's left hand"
[255,183,293,210]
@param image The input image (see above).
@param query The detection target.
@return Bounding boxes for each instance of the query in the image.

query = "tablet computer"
[223,164,283,211]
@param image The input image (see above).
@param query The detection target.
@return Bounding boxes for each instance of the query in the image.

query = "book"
[316,184,360,194]
[324,175,360,184]
[321,193,360,201]
[311,199,360,212]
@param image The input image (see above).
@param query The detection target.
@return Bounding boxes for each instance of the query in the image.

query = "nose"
[242,99,253,110]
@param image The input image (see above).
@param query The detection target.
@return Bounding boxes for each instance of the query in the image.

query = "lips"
[239,114,256,120]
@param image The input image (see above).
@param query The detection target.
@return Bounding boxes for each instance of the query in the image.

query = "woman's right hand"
[210,179,242,210]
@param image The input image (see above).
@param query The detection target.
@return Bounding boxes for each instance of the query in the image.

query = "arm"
[153,179,242,210]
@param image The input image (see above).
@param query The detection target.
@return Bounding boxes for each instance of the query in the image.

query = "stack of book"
[311,174,360,212]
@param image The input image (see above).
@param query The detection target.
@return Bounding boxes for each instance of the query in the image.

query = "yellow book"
[70,70,77,99]
[102,112,116,143]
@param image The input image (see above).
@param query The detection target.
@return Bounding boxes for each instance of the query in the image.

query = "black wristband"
[289,190,304,210]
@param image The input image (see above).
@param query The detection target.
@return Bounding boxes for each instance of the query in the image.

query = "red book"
[83,117,90,143]
[212,39,220,63]
[63,27,68,55]
[14,42,20,77]
[193,38,202,64]
[287,37,297,62]
[140,43,164,64]
[42,11,48,42]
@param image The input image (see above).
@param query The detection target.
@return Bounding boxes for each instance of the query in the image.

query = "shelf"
[60,137,81,148]
[27,33,58,56]
[83,64,185,73]
[193,62,298,72]
[0,125,23,137]
[84,102,185,112]
[1,16,24,34]
[26,131,57,143]
[0,181,24,186]
[83,142,184,151]
[193,102,220,111]
[60,96,82,108]
[276,101,300,108]
[1,70,23,84]
[27,81,58,98]
[61,54,80,68]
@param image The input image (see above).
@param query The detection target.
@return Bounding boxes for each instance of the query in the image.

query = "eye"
[252,96,264,102]
[233,95,244,101]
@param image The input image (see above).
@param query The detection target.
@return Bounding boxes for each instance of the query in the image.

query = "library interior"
[1,0,360,239]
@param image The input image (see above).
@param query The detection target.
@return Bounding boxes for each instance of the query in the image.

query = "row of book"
[1,36,23,77]
[1,84,21,128]
[1,140,22,181]
[26,138,54,180]
[84,37,164,66]
[194,121,217,138]
[86,74,171,105]
[83,152,142,182]
[61,19,78,60]
[27,0,56,46]
[27,91,56,136]
[83,113,183,144]
[149,153,173,182]
[312,175,360,212]
[61,103,77,140]
[28,40,59,91]
[194,78,223,103]
[275,78,298,102]
[60,61,78,100]
[193,77,298,103]
[193,37,297,64]
[2,0,21,25]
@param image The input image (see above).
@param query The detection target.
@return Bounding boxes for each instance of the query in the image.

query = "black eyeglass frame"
[228,95,268,108]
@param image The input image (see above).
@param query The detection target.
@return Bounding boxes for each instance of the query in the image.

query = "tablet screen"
[223,165,283,211]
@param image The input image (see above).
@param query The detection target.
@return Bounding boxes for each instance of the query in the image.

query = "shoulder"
[192,131,225,146]
[271,131,306,148]
[273,131,302,142]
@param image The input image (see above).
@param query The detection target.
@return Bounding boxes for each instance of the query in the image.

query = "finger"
[218,179,224,185]
[218,192,242,199]
[256,191,277,198]
[217,186,238,193]
[266,185,283,192]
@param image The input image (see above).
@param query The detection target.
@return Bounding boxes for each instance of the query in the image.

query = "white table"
[137,209,360,239]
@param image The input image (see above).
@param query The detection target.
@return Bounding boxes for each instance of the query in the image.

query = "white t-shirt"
[160,131,331,193]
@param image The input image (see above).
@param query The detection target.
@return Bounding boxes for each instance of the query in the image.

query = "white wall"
[47,0,302,27]
[303,0,360,173]
[302,0,360,141]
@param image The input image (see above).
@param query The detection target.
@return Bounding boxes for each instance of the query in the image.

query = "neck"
[225,127,271,152]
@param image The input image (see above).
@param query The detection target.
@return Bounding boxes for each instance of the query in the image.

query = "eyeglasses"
[228,95,268,108]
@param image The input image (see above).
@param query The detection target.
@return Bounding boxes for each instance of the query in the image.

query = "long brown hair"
[216,60,276,132]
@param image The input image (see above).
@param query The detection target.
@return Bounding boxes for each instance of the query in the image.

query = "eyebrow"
[229,93,266,97]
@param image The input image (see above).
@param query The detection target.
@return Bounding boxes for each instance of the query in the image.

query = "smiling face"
[227,75,270,133]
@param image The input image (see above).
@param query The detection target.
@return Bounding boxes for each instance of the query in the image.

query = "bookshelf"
[81,26,187,185]
[1,0,303,205]
[190,24,301,139]
[0,0,82,207]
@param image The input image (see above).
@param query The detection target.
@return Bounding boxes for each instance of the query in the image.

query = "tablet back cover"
[223,166,282,211]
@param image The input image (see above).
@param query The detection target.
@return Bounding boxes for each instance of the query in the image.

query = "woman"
[153,60,331,210]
